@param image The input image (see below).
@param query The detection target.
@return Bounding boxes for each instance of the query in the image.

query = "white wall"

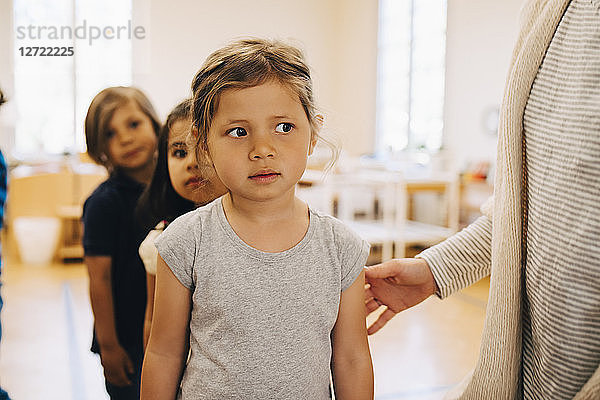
[131,0,378,157]
[443,0,526,169]
[0,0,15,155]
[0,0,526,165]
[327,0,379,156]
[131,0,526,165]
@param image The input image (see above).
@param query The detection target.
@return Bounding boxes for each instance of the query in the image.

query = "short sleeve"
[139,229,161,275]
[82,188,118,256]
[336,222,370,291]
[154,211,198,290]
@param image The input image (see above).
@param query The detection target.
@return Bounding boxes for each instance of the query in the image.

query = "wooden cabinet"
[7,163,107,262]
[56,205,85,260]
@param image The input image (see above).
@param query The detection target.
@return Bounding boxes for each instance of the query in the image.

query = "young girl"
[82,86,160,399]
[141,39,374,399]
[136,99,227,347]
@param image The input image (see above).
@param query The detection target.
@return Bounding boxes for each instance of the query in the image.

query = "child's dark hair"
[85,86,160,169]
[190,38,338,169]
[136,99,196,233]
[0,87,6,108]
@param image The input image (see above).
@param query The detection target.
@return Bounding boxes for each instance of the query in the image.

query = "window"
[376,0,447,154]
[13,0,132,156]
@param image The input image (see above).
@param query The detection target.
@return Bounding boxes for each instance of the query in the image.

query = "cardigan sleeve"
[416,215,492,299]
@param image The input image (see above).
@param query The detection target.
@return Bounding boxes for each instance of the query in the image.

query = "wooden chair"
[297,168,457,262]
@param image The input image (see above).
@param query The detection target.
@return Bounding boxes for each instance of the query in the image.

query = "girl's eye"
[173,149,187,158]
[130,120,140,129]
[106,130,115,139]
[275,123,294,134]
[227,127,247,138]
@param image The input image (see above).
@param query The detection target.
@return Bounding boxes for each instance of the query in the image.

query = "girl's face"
[106,100,157,172]
[168,119,227,205]
[206,80,316,204]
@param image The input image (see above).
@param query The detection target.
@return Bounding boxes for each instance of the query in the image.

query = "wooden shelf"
[56,205,84,261]
[57,245,84,260]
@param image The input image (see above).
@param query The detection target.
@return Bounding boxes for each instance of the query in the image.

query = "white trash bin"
[14,217,61,265]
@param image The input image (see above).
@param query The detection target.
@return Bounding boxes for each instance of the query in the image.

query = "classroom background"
[0,0,525,399]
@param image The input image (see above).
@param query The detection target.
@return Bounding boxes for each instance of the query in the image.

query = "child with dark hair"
[82,86,159,399]
[136,99,226,346]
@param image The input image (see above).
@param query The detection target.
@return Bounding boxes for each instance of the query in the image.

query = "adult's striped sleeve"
[417,215,492,299]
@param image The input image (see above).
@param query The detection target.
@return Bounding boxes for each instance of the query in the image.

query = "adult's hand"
[364,258,437,335]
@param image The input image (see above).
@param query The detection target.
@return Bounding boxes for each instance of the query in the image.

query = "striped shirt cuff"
[417,216,493,299]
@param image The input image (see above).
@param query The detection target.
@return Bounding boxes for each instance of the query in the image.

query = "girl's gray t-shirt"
[155,196,369,400]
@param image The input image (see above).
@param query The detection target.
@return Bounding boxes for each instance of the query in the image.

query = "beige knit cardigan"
[444,0,600,398]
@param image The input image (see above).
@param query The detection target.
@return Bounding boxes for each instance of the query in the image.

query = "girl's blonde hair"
[191,38,337,168]
[85,86,160,169]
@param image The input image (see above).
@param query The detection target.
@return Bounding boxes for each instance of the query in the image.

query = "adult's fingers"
[364,286,383,313]
[364,262,397,281]
[367,307,397,335]
[365,297,380,314]
[364,286,376,301]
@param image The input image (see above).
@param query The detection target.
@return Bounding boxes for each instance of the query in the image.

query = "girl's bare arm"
[332,270,374,400]
[143,272,155,350]
[85,255,133,386]
[141,255,192,399]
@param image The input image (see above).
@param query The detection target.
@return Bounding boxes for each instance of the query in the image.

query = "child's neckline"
[110,169,146,189]
[215,197,316,261]
[113,162,154,186]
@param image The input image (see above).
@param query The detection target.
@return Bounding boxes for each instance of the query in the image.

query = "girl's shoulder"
[308,207,370,289]
[308,207,363,241]
[164,197,220,234]
[154,199,222,280]
[308,207,369,254]
[86,170,143,203]
[83,178,121,212]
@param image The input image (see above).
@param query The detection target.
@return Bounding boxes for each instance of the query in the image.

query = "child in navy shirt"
[82,86,159,399]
